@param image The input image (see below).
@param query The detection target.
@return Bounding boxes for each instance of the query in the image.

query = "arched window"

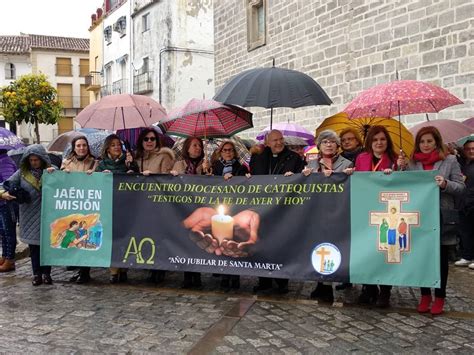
[4,63,16,79]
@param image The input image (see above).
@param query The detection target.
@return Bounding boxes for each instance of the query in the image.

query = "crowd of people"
[1,124,473,315]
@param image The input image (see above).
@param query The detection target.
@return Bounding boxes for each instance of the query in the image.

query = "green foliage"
[1,73,62,126]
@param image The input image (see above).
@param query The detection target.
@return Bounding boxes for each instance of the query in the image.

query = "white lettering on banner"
[53,188,102,211]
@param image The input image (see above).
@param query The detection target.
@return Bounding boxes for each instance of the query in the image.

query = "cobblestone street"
[0,258,473,353]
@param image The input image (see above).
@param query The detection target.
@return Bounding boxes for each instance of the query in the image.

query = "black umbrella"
[214,59,332,127]
[8,147,62,168]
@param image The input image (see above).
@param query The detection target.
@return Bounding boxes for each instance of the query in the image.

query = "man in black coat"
[249,129,304,294]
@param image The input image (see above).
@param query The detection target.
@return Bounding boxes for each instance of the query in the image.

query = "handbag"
[3,181,31,204]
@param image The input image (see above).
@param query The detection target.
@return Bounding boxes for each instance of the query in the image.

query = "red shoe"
[417,295,432,313]
[430,297,445,315]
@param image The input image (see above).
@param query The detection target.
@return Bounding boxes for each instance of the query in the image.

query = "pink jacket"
[355,152,397,172]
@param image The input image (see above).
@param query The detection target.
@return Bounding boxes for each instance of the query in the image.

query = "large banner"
[41,171,440,287]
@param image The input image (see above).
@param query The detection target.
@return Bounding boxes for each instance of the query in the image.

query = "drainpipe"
[158,46,214,105]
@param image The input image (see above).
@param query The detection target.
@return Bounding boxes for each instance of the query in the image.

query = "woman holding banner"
[171,137,208,289]
[211,140,249,289]
[61,136,97,284]
[354,125,398,308]
[406,126,464,315]
[135,128,175,284]
[96,134,139,284]
[3,145,56,286]
[302,129,353,303]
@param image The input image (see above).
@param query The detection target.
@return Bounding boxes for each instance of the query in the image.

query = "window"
[246,0,266,51]
[79,58,89,77]
[141,57,149,73]
[4,63,16,79]
[57,83,73,108]
[113,16,127,37]
[104,26,112,44]
[56,58,72,76]
[142,13,150,32]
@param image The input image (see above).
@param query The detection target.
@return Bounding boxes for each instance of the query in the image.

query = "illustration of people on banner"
[50,213,103,250]
[370,192,419,263]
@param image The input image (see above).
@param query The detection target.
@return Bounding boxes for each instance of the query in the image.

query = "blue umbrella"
[0,127,24,151]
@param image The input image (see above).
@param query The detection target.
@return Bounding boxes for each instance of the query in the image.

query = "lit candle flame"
[217,205,225,215]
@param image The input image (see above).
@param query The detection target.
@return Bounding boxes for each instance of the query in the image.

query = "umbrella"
[116,126,175,151]
[316,112,415,156]
[213,59,332,127]
[457,134,474,147]
[284,136,309,147]
[75,94,167,130]
[8,147,62,168]
[0,127,24,151]
[47,130,84,152]
[160,98,253,138]
[343,80,463,151]
[172,136,251,167]
[256,122,314,145]
[62,130,112,158]
[462,117,474,128]
[409,119,474,144]
[344,80,463,119]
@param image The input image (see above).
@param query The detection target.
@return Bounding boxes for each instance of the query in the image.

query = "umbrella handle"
[203,140,212,175]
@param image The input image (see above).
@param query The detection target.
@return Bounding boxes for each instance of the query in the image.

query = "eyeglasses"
[221,148,234,153]
[143,137,156,142]
[321,140,337,145]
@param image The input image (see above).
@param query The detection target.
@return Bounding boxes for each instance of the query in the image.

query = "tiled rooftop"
[0,34,89,54]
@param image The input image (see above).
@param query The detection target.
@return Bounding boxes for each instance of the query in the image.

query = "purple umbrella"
[0,127,24,151]
[256,122,314,145]
[462,117,474,128]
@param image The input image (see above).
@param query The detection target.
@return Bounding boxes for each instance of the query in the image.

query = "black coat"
[249,146,304,175]
[212,159,248,176]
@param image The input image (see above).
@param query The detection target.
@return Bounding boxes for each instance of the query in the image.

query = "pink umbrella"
[409,119,474,144]
[75,94,167,130]
[462,117,474,128]
[344,80,463,119]
[160,98,253,138]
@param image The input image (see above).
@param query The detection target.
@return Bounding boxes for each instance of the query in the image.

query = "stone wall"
[214,0,474,138]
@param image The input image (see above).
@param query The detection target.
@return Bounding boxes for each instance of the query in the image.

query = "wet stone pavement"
[0,259,473,354]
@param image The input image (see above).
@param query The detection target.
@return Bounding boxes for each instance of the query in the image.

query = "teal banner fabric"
[350,171,440,288]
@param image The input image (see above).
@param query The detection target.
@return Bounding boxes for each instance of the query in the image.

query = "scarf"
[413,151,441,171]
[185,157,201,175]
[219,158,236,176]
[30,167,43,181]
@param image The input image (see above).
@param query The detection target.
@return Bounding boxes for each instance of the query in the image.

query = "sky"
[0,0,103,38]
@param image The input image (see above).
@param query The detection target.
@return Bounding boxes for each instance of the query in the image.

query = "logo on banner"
[369,192,420,264]
[311,243,341,275]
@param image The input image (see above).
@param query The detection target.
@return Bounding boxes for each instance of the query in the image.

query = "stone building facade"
[214,0,474,137]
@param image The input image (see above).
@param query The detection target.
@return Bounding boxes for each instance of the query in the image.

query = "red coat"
[355,152,397,172]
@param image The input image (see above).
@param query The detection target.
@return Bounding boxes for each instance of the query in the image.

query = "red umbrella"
[160,98,253,139]
[409,119,474,144]
[344,80,463,118]
[75,94,167,130]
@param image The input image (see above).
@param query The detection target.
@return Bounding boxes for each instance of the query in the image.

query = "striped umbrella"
[160,98,253,139]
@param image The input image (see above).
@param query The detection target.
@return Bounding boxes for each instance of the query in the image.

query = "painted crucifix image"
[370,192,420,264]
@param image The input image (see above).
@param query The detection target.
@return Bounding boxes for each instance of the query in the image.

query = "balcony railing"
[85,71,102,90]
[112,78,129,94]
[101,85,112,97]
[133,71,153,94]
[57,95,90,109]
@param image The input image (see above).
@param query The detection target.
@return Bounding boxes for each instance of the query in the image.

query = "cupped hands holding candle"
[183,206,260,257]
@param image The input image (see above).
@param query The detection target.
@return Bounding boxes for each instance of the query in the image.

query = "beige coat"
[61,155,97,172]
[136,147,175,174]
[172,159,204,175]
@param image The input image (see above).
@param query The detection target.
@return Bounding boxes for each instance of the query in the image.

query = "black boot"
[183,272,193,289]
[231,276,240,289]
[253,277,272,293]
[192,273,202,288]
[220,275,230,289]
[77,268,91,284]
[310,283,334,302]
[358,285,379,305]
[376,285,392,308]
